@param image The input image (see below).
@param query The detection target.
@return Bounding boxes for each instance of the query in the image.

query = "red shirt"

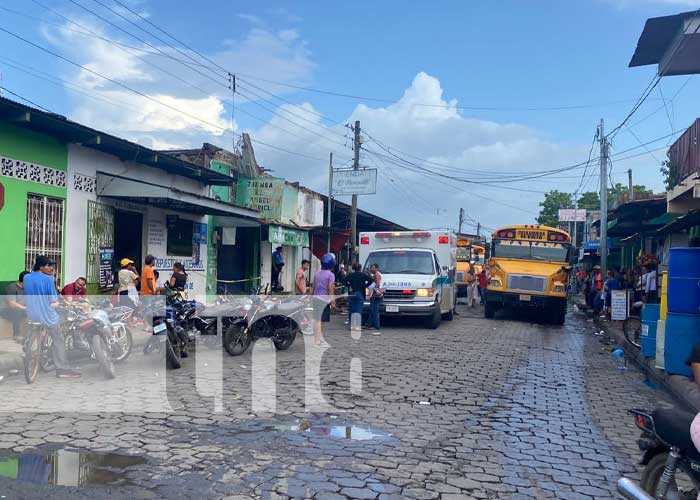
[61,282,87,297]
[478,272,488,288]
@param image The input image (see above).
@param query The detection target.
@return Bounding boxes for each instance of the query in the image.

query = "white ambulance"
[359,231,457,329]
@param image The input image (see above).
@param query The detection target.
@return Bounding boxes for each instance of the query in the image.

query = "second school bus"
[485,224,572,324]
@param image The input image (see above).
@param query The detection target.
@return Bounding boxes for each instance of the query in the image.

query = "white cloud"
[247,72,592,231]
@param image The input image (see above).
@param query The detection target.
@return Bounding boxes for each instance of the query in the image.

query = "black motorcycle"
[25,304,117,382]
[617,406,700,500]
[218,289,306,357]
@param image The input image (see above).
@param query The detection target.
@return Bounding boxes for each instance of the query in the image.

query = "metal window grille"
[25,194,65,284]
[86,200,114,286]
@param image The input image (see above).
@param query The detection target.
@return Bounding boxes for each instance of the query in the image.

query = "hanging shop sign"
[98,247,115,291]
[332,168,377,196]
[268,225,309,247]
[558,209,587,222]
[236,177,285,219]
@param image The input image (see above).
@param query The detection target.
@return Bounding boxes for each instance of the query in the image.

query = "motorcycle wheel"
[273,329,298,351]
[165,337,181,369]
[641,452,698,499]
[223,323,251,356]
[91,335,116,380]
[623,316,642,349]
[23,329,42,384]
[111,324,133,363]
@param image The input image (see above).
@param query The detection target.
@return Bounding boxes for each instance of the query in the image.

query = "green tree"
[660,155,679,191]
[537,190,571,227]
[577,191,599,210]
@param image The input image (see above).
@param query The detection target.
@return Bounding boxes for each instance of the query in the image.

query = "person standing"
[343,263,373,332]
[311,254,336,348]
[465,265,479,308]
[169,262,188,294]
[365,263,383,334]
[645,264,658,303]
[478,268,488,305]
[118,258,139,307]
[24,256,80,378]
[295,260,310,295]
[1,271,28,340]
[604,270,620,320]
[272,246,284,291]
[141,255,157,296]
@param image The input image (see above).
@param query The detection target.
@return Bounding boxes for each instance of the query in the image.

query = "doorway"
[114,210,143,272]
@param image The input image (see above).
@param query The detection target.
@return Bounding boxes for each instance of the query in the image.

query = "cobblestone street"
[0,305,674,499]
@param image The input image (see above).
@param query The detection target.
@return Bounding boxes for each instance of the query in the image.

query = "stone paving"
[0,303,677,499]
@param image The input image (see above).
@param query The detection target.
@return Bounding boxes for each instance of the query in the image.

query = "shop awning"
[657,209,700,235]
[96,173,260,220]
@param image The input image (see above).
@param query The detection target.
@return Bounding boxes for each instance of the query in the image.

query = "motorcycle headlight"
[243,304,252,311]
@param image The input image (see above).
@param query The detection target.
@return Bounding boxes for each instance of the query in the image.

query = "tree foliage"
[537,190,571,227]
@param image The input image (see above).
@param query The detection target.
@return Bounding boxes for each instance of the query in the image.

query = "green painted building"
[0,122,67,283]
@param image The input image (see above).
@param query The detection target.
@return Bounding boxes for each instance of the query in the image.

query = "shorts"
[313,296,331,322]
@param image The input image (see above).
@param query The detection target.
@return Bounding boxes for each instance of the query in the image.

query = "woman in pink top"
[312,254,337,348]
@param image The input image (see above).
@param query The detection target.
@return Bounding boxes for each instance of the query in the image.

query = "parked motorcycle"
[617,406,700,500]
[31,304,117,380]
[219,287,305,356]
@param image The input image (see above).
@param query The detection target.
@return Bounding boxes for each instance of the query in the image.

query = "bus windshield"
[365,250,435,275]
[493,241,569,262]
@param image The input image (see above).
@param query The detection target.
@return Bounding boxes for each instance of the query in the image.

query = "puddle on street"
[0,449,145,487]
[273,420,391,440]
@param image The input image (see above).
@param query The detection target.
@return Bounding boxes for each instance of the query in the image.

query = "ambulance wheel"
[427,306,442,329]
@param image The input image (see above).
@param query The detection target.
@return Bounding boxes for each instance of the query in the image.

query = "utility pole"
[327,152,333,253]
[628,168,633,202]
[476,222,481,238]
[599,119,608,276]
[350,120,361,263]
[228,73,236,150]
[458,208,464,234]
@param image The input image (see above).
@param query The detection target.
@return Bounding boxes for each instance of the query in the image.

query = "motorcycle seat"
[652,406,700,458]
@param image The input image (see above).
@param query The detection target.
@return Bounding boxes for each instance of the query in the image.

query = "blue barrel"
[664,312,700,377]
[668,248,700,314]
[641,304,661,358]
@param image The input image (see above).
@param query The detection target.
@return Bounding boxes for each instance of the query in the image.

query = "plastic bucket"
[664,312,700,377]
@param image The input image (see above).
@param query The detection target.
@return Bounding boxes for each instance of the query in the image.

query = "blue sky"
[1,0,699,230]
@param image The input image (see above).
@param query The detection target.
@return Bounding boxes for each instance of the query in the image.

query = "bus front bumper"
[485,290,566,309]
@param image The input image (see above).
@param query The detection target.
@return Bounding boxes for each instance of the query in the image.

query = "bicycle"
[623,301,644,349]
[23,321,51,384]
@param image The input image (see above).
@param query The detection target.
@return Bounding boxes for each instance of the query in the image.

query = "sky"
[2,0,700,233]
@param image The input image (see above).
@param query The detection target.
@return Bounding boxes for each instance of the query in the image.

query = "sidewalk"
[0,337,24,375]
[574,296,700,411]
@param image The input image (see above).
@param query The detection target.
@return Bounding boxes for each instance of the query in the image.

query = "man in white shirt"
[644,265,658,303]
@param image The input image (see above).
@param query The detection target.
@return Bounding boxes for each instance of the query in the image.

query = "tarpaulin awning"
[312,231,350,260]
[657,210,700,235]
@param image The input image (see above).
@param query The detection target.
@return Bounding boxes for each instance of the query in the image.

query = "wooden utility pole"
[599,119,608,275]
[350,120,361,262]
[328,152,333,253]
[458,208,464,234]
[628,168,633,202]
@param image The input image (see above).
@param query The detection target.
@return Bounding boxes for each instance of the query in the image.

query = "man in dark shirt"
[343,263,373,331]
[2,271,29,339]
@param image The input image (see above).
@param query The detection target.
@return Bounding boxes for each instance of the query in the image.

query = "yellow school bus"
[455,238,486,297]
[485,224,571,324]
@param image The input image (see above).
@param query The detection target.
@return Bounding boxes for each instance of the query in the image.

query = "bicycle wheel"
[23,327,43,384]
[623,316,642,349]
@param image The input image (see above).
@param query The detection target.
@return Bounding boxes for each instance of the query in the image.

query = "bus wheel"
[484,302,496,319]
[551,302,567,325]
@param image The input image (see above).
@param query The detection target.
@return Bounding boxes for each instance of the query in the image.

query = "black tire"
[484,302,496,319]
[224,323,252,356]
[273,329,297,351]
[443,299,455,321]
[624,316,642,349]
[91,335,116,379]
[23,329,42,384]
[551,302,567,326]
[426,306,441,329]
[111,324,133,363]
[641,452,698,499]
[39,335,54,373]
[165,336,181,369]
